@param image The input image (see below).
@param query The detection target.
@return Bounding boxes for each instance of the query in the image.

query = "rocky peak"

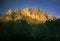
[6,9,13,16]
[3,8,57,24]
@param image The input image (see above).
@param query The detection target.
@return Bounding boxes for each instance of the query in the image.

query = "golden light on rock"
[1,8,57,24]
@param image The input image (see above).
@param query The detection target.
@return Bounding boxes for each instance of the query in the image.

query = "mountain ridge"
[0,8,57,24]
[0,8,60,41]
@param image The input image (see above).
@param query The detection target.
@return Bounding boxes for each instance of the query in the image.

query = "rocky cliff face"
[0,8,60,41]
[1,8,57,24]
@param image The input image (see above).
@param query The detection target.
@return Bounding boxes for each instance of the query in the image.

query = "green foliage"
[0,19,60,41]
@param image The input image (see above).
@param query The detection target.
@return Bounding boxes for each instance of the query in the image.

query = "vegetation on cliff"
[0,8,60,41]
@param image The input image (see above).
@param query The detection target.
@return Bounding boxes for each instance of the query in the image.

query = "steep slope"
[1,8,57,24]
[21,8,56,24]
[0,8,60,41]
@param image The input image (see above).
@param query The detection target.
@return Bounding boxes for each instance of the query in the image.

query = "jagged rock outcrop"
[1,8,57,24]
[5,9,13,21]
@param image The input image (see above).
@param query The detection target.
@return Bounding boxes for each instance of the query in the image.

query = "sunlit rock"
[1,8,57,24]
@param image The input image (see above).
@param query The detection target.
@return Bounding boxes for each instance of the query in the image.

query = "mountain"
[1,8,57,24]
[0,8,60,41]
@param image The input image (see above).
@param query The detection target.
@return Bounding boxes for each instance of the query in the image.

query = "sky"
[0,0,60,18]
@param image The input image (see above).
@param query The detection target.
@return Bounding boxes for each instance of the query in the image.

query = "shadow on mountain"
[0,19,60,41]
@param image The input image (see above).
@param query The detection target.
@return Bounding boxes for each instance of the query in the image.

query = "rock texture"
[0,8,57,24]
